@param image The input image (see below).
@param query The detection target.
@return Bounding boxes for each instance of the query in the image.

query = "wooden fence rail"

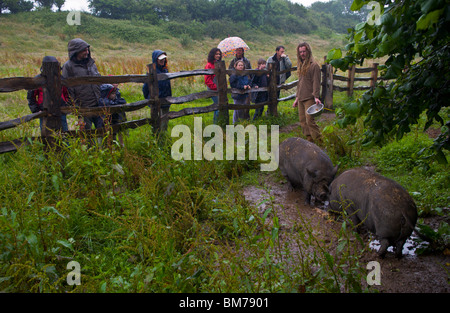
[0,59,299,154]
[0,57,383,154]
[321,56,381,107]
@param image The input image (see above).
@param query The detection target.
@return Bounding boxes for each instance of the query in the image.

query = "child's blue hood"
[152,50,166,64]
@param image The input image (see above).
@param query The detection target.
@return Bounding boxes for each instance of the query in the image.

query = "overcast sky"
[62,0,328,11]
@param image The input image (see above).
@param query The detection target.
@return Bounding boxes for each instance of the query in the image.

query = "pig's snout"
[317,192,328,202]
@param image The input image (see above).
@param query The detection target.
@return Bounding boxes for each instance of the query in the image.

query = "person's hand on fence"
[293,97,298,108]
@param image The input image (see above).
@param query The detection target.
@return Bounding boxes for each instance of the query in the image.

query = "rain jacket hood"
[152,50,167,64]
[68,38,91,61]
[100,84,116,99]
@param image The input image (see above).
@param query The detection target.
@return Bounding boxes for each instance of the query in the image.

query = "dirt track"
[242,177,449,293]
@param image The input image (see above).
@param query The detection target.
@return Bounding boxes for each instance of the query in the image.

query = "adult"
[62,38,102,130]
[292,42,322,143]
[143,50,172,131]
[228,47,252,121]
[227,47,252,70]
[27,56,69,132]
[204,48,222,124]
[267,45,292,98]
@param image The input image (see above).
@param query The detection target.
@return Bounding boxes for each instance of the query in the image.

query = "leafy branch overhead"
[326,0,449,163]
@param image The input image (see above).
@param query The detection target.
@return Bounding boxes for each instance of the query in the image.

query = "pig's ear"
[332,165,339,178]
[306,168,316,178]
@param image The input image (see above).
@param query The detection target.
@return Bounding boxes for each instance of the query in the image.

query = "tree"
[310,0,367,33]
[54,0,65,11]
[327,0,449,163]
[0,0,34,13]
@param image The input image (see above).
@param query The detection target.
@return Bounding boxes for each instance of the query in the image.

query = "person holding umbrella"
[217,36,252,122]
[227,47,252,71]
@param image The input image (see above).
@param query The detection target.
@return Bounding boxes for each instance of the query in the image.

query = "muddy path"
[242,175,449,293]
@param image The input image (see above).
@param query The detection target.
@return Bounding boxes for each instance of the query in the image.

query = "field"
[0,11,448,294]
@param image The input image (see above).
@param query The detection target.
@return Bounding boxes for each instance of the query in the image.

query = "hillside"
[0,10,348,76]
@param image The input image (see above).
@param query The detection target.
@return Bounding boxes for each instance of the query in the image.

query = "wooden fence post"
[322,57,334,108]
[41,56,62,150]
[325,63,334,108]
[371,63,379,88]
[347,65,356,97]
[268,62,278,116]
[148,63,161,133]
[216,60,229,127]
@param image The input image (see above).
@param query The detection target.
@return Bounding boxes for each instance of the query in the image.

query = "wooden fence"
[0,57,382,154]
[0,59,299,154]
[321,57,381,108]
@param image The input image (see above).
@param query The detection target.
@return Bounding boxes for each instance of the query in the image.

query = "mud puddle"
[242,175,449,293]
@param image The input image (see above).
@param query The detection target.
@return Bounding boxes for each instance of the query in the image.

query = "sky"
[61,0,328,12]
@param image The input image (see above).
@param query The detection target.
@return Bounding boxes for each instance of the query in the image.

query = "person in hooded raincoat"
[99,83,127,146]
[142,50,172,131]
[62,38,103,130]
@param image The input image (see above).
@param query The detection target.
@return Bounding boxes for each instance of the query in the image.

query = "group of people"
[27,38,129,144]
[204,42,322,143]
[28,38,322,144]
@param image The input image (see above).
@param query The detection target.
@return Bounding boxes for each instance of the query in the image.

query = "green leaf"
[416,9,444,30]
[324,252,334,268]
[57,239,73,251]
[350,0,365,12]
[326,48,342,61]
[41,206,66,219]
[373,86,385,99]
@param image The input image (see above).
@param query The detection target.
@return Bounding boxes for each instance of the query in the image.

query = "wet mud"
[242,175,449,293]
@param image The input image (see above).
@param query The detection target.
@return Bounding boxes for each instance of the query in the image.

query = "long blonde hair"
[297,42,316,77]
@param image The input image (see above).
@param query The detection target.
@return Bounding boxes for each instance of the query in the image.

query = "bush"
[375,132,434,173]
[374,132,450,212]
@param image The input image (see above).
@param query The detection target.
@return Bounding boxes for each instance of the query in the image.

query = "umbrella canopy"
[217,37,249,57]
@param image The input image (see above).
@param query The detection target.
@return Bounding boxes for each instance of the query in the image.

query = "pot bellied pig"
[329,167,418,258]
[278,137,338,205]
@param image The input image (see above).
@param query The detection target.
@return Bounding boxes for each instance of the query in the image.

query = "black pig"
[278,137,338,205]
[329,167,418,258]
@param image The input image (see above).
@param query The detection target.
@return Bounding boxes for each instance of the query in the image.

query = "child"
[99,83,127,145]
[251,58,270,120]
[229,60,252,124]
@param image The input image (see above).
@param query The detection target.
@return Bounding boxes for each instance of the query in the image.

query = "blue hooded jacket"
[143,50,172,108]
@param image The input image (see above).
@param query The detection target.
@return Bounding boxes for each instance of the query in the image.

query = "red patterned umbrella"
[217,37,249,57]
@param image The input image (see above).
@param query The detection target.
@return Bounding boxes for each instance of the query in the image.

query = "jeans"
[211,95,219,124]
[83,115,104,130]
[253,104,264,120]
[232,96,250,124]
[39,114,69,132]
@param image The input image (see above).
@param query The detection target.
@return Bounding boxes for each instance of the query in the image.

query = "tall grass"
[0,123,371,292]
